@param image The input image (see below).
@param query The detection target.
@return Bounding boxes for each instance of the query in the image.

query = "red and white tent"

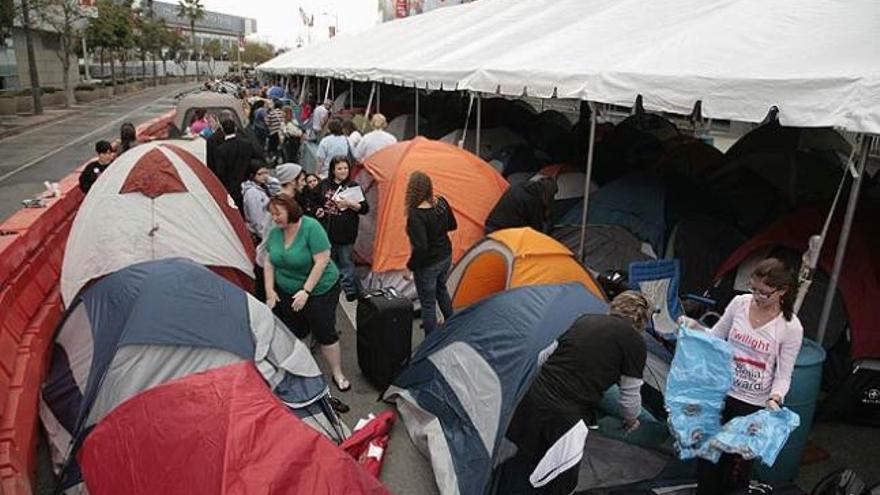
[61,141,255,306]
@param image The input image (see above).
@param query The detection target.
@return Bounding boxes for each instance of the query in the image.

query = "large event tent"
[261,0,878,347]
[260,0,879,134]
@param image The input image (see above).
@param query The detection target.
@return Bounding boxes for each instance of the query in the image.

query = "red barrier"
[136,110,175,142]
[0,116,173,493]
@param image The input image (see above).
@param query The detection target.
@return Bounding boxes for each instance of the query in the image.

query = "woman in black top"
[317,156,369,301]
[404,171,457,335]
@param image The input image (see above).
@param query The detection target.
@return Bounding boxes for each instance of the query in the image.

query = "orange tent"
[447,227,606,310]
[364,137,508,273]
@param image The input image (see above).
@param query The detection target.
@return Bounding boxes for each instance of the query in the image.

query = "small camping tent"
[550,225,655,275]
[447,227,605,310]
[61,142,255,306]
[710,122,852,234]
[42,258,348,491]
[384,283,607,495]
[714,199,880,360]
[358,137,508,295]
[77,362,388,495]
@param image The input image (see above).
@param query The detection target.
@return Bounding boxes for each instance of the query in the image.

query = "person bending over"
[495,290,653,494]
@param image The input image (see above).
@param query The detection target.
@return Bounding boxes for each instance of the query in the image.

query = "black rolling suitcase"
[356,288,414,390]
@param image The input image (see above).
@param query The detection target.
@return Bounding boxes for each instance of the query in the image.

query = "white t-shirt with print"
[709,294,804,407]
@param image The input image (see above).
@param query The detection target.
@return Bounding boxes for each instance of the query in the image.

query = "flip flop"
[333,376,351,392]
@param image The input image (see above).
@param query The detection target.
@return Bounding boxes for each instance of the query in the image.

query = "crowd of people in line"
[76,78,804,495]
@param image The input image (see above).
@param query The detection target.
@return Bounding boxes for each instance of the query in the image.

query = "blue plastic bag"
[702,408,800,466]
[665,326,733,459]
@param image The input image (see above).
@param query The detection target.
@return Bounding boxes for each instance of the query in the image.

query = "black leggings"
[696,396,762,495]
[272,282,341,345]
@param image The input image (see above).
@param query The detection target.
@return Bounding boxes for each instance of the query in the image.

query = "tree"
[202,38,222,76]
[134,7,164,85]
[240,40,275,66]
[163,25,187,78]
[30,0,91,107]
[176,0,203,80]
[87,0,133,89]
[14,0,43,113]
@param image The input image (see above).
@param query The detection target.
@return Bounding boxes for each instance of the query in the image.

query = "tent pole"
[350,81,354,109]
[459,92,476,148]
[377,83,382,113]
[324,78,331,102]
[577,102,597,262]
[476,92,482,155]
[300,75,309,104]
[415,85,420,136]
[816,134,872,346]
[365,83,376,121]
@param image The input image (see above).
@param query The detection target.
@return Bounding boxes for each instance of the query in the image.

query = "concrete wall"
[12,28,79,90]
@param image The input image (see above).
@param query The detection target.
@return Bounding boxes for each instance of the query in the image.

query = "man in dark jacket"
[207,111,265,175]
[485,177,558,234]
[78,140,114,194]
[215,117,261,210]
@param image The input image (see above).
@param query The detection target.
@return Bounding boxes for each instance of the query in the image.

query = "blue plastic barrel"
[756,338,826,483]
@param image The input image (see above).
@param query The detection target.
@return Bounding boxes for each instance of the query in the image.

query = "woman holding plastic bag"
[686,258,803,495]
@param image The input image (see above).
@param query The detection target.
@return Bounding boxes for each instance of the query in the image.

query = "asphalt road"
[0,83,195,222]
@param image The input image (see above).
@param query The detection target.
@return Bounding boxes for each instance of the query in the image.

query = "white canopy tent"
[260,0,880,133]
[259,0,878,368]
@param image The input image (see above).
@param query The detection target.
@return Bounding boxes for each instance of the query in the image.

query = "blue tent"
[384,284,607,495]
[41,258,345,488]
[560,171,667,253]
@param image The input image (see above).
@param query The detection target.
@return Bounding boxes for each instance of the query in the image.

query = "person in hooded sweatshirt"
[404,171,457,335]
[241,160,272,243]
[484,177,558,234]
[316,156,369,301]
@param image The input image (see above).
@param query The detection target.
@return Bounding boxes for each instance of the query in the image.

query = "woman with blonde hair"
[404,171,457,335]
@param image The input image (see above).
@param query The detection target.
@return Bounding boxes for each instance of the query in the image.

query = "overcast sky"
[201,0,380,49]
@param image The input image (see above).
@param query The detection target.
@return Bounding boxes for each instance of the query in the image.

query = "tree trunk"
[162,57,167,84]
[121,50,127,87]
[141,49,147,86]
[60,38,73,107]
[191,21,199,82]
[100,48,105,79]
[110,55,117,94]
[152,54,158,86]
[19,0,43,114]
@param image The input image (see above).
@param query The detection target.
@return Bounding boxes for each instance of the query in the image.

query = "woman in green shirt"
[265,196,350,392]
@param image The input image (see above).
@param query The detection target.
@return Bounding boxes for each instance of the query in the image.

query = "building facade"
[0,0,80,91]
[379,0,476,22]
[151,1,256,59]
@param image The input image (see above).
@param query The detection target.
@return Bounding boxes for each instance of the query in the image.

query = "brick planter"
[15,96,33,113]
[0,97,15,115]
[74,90,99,103]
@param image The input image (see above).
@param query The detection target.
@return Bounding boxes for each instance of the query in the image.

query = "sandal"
[333,376,351,392]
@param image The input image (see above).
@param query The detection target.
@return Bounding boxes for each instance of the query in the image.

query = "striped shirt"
[266,109,284,136]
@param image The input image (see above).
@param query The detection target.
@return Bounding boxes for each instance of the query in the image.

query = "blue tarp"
[665,327,734,460]
[704,408,800,467]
